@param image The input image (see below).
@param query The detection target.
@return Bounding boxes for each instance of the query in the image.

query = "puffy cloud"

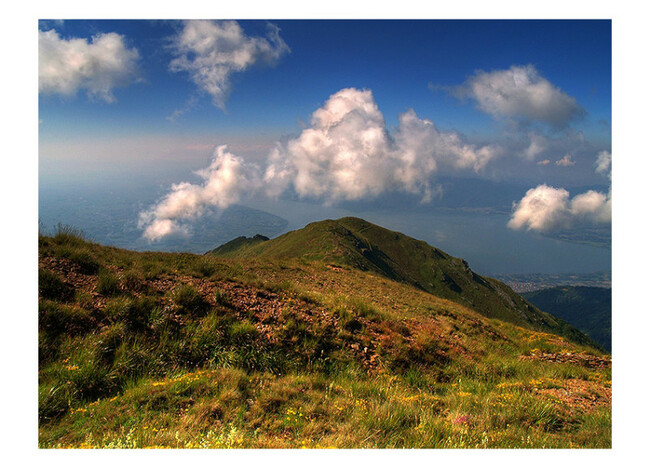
[140,87,502,240]
[523,132,547,159]
[169,20,289,109]
[263,88,394,201]
[264,88,500,204]
[510,147,612,233]
[138,145,262,241]
[457,65,584,127]
[39,29,139,102]
[508,184,611,232]
[537,159,551,166]
[555,154,575,166]
[595,150,612,179]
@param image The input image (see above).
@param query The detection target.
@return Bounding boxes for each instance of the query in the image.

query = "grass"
[38,231,611,448]
[39,366,610,448]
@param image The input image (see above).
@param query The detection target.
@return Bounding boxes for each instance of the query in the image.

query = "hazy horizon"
[39,19,612,277]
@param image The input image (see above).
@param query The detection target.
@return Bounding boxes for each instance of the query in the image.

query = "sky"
[38,18,613,271]
[16,5,650,462]
[9,2,650,464]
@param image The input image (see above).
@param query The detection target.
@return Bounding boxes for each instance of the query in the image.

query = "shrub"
[188,312,232,362]
[384,332,450,371]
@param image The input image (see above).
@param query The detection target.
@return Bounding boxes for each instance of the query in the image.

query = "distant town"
[494,271,612,293]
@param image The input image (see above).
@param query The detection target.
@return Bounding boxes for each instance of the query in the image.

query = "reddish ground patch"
[520,352,611,369]
[534,378,611,413]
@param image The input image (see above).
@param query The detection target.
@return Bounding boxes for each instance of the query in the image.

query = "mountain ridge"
[208,217,598,348]
[523,286,611,351]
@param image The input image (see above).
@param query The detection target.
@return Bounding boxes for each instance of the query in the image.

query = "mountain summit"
[209,217,596,347]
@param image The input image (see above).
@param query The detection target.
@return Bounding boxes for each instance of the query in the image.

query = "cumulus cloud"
[39,29,139,102]
[169,20,289,109]
[264,88,500,204]
[595,150,612,179]
[523,132,547,160]
[508,185,611,232]
[555,154,575,166]
[138,145,262,241]
[537,159,551,166]
[457,65,584,127]
[509,149,612,233]
[140,87,502,241]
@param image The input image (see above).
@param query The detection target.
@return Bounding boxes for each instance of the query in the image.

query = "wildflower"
[453,415,469,425]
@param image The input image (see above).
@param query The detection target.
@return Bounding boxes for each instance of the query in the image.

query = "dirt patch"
[534,378,611,413]
[520,351,611,369]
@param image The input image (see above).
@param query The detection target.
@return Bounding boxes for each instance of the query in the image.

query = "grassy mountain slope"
[209,217,596,348]
[38,226,611,448]
[209,234,270,256]
[523,286,611,352]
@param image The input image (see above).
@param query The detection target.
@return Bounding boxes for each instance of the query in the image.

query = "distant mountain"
[209,217,598,348]
[209,234,270,256]
[39,189,288,254]
[523,286,611,351]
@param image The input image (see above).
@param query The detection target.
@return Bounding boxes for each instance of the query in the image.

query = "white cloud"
[458,65,584,127]
[523,132,547,159]
[264,88,500,204]
[39,29,139,102]
[138,145,262,241]
[169,20,289,109]
[508,184,611,232]
[555,154,575,166]
[595,150,612,179]
[537,159,551,166]
[509,147,612,233]
[140,87,502,240]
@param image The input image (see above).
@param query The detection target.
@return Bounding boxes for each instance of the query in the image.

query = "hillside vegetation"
[523,286,611,352]
[38,223,611,448]
[209,217,597,348]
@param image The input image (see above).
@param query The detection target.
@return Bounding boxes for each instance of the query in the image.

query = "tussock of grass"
[39,268,73,302]
[170,284,210,317]
[97,269,120,296]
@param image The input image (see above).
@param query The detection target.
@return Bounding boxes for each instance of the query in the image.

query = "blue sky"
[39,19,612,246]
[39,20,611,141]
[15,9,648,458]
